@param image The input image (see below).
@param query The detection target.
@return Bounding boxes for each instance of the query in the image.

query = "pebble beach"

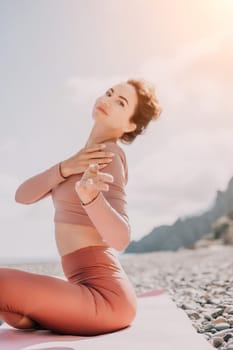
[1,244,233,349]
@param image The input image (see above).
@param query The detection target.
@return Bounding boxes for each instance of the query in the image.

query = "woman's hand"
[75,163,114,205]
[60,144,115,177]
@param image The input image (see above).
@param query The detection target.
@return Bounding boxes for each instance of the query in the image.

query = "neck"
[85,122,119,147]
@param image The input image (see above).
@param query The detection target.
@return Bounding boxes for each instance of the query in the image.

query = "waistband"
[61,245,123,277]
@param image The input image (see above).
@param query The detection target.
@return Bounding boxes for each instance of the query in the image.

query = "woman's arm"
[77,150,130,251]
[15,162,67,204]
[15,143,115,205]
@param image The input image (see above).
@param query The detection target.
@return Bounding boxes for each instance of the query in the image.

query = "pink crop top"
[15,142,130,251]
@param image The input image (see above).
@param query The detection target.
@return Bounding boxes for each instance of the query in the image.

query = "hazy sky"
[0,0,233,261]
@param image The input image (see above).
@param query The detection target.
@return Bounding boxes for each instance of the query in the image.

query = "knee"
[0,268,15,296]
[0,268,9,297]
[0,268,12,281]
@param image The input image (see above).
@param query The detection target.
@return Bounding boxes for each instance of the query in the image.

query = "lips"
[97,106,108,116]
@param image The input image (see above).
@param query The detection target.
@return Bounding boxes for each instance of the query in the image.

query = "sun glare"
[217,0,233,8]
[212,0,233,10]
[211,0,233,30]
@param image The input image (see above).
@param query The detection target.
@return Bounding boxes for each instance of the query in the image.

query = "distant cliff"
[125,176,233,253]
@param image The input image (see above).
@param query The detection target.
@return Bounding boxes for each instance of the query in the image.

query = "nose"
[98,99,110,113]
[100,100,109,108]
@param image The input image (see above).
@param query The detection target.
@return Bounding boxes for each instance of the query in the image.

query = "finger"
[76,176,110,192]
[81,180,109,192]
[94,181,110,191]
[88,153,115,161]
[82,165,114,184]
[83,164,99,178]
[88,158,113,165]
[98,172,114,183]
[86,169,114,182]
[85,144,106,153]
[88,172,113,184]
[83,150,115,164]
[90,150,115,158]
[100,183,109,191]
[88,163,100,173]
[98,163,111,169]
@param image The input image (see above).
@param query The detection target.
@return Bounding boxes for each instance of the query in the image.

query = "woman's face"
[92,82,138,135]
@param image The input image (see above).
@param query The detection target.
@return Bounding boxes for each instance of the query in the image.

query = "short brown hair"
[120,78,162,144]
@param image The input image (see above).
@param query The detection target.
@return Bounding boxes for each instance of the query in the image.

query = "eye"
[118,100,125,107]
[105,90,111,96]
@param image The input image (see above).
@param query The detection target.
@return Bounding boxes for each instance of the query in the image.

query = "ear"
[125,122,136,133]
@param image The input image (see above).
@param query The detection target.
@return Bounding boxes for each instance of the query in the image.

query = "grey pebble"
[224,333,233,342]
[212,336,223,348]
[212,309,224,318]
[214,323,231,331]
[204,323,215,332]
[210,328,217,334]
[187,311,201,320]
[204,314,213,321]
[214,329,233,338]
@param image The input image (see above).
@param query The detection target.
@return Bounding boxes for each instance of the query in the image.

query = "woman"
[0,78,161,335]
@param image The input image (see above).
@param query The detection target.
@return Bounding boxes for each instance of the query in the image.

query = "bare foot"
[1,312,40,329]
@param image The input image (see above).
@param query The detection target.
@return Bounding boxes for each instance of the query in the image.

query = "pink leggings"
[0,245,137,335]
